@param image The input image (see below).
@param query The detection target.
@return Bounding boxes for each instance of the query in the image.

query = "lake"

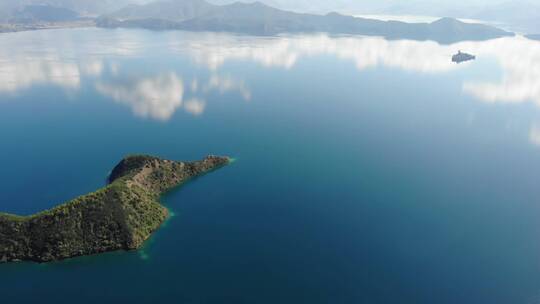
[1,28,540,303]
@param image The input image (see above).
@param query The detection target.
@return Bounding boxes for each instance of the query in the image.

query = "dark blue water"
[2,28,540,303]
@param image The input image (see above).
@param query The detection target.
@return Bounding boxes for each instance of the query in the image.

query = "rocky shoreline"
[0,155,230,263]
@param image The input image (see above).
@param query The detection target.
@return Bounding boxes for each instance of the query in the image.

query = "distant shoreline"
[1,14,529,45]
[353,14,521,34]
[3,22,536,45]
[353,14,483,24]
[0,20,95,34]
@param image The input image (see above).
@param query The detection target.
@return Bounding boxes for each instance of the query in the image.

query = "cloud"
[0,58,81,93]
[174,32,540,108]
[81,60,105,77]
[205,75,251,101]
[461,37,540,106]
[170,33,299,70]
[176,33,460,73]
[184,98,206,116]
[3,28,540,128]
[94,72,249,120]
[96,73,184,121]
[0,27,145,94]
[529,124,540,147]
[190,79,199,92]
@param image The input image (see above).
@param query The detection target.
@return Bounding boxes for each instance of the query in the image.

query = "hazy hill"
[98,0,513,43]
[106,0,216,21]
[0,0,144,18]
[206,0,540,34]
[8,5,79,23]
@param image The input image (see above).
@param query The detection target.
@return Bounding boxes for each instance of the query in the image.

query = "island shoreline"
[0,155,230,264]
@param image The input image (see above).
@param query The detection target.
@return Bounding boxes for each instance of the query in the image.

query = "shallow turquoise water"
[2,28,540,303]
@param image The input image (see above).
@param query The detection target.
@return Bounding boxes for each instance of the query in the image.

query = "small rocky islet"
[0,155,230,263]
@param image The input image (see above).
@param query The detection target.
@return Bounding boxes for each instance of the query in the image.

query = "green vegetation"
[0,155,230,263]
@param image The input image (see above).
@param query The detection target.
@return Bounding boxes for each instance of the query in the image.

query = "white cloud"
[205,74,251,101]
[80,60,104,77]
[0,58,81,93]
[529,124,540,147]
[3,28,540,127]
[191,79,199,92]
[184,98,206,116]
[0,27,146,94]
[96,73,184,121]
[461,37,540,106]
[174,32,540,108]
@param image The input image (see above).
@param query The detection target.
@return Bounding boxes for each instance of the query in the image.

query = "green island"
[0,155,230,263]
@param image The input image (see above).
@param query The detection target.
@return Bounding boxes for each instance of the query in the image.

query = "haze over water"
[2,28,540,303]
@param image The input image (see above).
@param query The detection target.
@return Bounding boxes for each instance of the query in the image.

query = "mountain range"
[0,0,521,43]
[6,5,79,23]
[203,0,540,34]
[96,0,513,43]
[0,0,144,20]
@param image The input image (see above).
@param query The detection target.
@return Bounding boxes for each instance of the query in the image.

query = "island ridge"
[0,155,230,263]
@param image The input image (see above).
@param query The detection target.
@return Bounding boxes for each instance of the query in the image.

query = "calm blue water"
[2,28,540,303]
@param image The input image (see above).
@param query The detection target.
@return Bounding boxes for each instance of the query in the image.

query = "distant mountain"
[204,0,392,14]
[106,0,215,21]
[348,0,540,34]
[526,34,540,41]
[0,0,144,18]
[211,0,540,34]
[8,5,79,23]
[98,0,513,43]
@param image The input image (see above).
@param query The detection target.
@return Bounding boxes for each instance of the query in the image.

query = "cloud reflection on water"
[184,98,206,116]
[95,72,251,121]
[0,29,145,94]
[1,28,540,124]
[529,124,540,147]
[173,33,540,108]
[461,38,540,106]
[0,58,81,92]
[204,75,252,101]
[96,73,185,121]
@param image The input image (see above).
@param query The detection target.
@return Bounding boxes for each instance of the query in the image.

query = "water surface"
[1,28,540,303]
